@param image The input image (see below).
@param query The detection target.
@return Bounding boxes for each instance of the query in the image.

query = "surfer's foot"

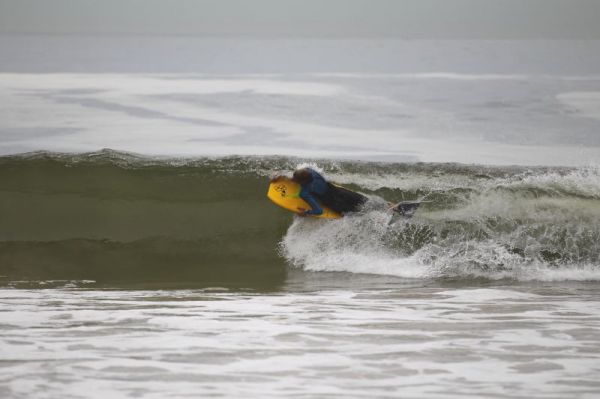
[391,202,421,218]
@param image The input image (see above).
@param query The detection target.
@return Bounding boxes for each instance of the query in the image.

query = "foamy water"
[2,284,599,398]
[279,164,600,281]
[2,69,600,165]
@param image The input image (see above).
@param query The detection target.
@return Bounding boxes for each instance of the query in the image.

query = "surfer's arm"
[299,189,323,216]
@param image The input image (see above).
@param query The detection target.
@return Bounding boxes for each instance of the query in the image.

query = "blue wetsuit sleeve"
[299,187,323,216]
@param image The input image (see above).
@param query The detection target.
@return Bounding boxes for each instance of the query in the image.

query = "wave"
[1,149,599,287]
[282,165,600,281]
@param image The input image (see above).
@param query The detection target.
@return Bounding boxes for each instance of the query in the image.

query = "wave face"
[1,150,599,287]
[0,150,294,289]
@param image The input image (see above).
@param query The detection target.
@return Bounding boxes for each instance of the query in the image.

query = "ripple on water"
[0,285,599,398]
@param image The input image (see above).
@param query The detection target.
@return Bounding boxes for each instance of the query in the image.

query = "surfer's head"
[292,168,312,185]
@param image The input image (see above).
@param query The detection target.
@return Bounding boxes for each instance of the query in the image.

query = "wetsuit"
[298,169,367,216]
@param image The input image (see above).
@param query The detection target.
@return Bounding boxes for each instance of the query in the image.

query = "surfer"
[272,167,367,216]
[269,167,424,218]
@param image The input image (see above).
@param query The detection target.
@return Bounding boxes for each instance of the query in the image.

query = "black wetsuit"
[298,169,366,216]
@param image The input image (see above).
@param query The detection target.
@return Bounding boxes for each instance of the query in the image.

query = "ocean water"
[2,283,600,398]
[1,35,600,397]
[2,36,600,164]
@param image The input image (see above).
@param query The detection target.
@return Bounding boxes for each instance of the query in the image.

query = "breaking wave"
[281,165,600,281]
[0,149,599,287]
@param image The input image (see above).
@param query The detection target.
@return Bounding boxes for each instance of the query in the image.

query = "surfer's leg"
[391,202,421,218]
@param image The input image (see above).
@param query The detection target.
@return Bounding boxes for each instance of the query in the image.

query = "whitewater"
[1,36,600,398]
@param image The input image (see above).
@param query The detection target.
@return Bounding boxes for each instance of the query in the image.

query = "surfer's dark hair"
[292,168,312,185]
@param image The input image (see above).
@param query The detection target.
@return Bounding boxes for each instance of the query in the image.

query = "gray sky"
[1,0,600,39]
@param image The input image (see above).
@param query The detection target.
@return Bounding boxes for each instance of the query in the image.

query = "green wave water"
[1,150,599,288]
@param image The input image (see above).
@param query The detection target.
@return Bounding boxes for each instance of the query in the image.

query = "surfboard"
[267,177,342,219]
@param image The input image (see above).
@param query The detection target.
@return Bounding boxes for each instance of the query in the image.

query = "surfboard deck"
[267,177,342,219]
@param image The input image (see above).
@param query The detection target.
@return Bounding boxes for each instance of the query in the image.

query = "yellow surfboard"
[267,177,342,219]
